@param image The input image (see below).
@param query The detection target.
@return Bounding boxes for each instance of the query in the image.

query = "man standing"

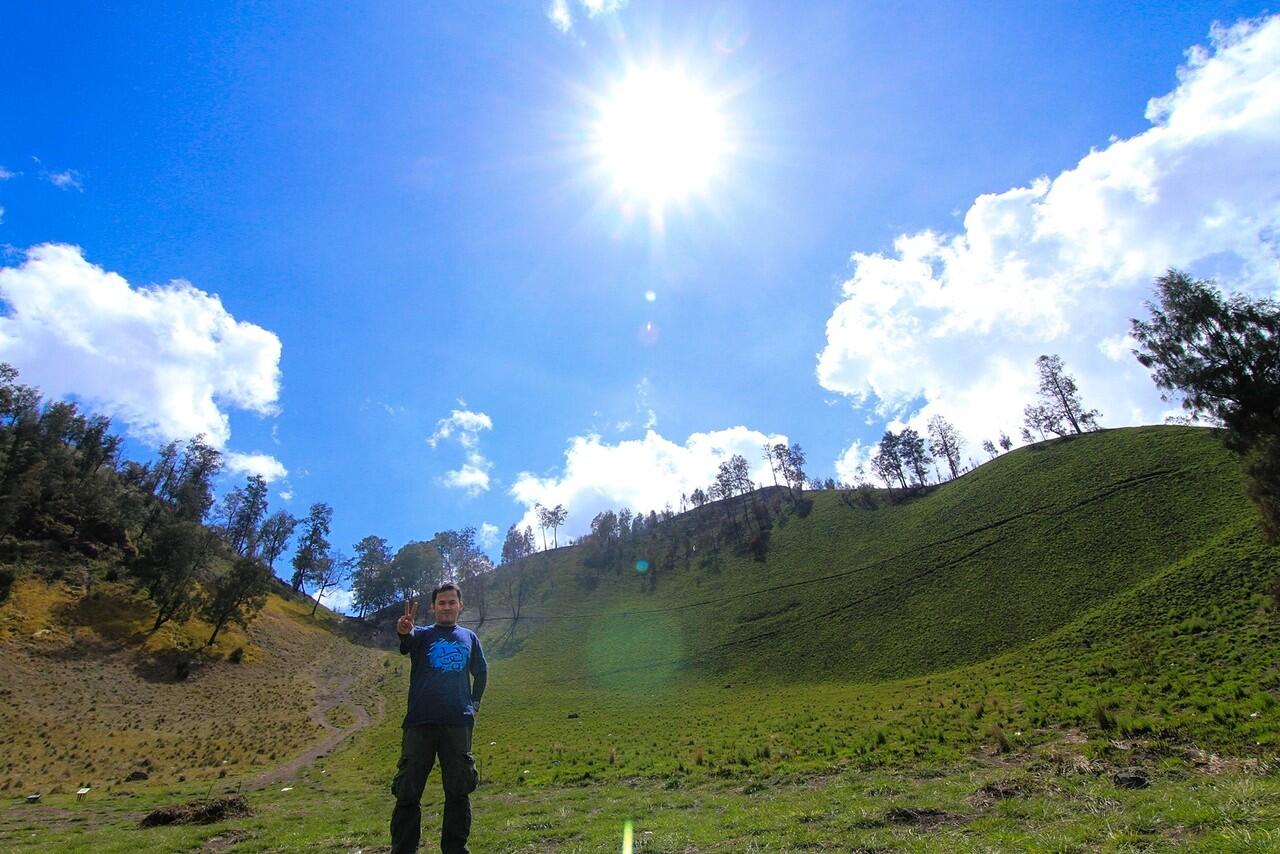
[392,582,488,854]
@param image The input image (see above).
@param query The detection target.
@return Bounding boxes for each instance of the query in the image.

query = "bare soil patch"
[201,828,254,851]
[882,806,955,828]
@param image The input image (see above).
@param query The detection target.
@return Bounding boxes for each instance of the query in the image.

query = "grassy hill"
[0,572,388,796]
[4,425,1280,852]
[496,426,1262,683]
[456,427,1279,777]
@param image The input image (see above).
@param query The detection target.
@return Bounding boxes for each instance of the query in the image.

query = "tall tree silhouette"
[290,502,332,592]
[1133,269,1280,540]
[927,415,963,480]
[1034,354,1099,435]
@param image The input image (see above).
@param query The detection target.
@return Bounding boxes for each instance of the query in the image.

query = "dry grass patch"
[0,578,386,793]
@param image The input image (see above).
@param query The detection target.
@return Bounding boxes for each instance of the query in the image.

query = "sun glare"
[591,66,729,210]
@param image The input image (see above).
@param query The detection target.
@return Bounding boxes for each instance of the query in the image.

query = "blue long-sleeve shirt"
[398,623,488,727]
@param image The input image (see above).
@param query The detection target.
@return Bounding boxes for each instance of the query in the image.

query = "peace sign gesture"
[396,597,418,637]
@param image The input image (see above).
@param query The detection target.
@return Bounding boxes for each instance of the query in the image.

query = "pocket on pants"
[444,751,479,795]
[465,752,478,793]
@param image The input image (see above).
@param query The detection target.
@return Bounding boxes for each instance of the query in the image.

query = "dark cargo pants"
[390,724,478,854]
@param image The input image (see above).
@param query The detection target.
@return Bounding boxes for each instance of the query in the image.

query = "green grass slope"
[501,426,1258,688]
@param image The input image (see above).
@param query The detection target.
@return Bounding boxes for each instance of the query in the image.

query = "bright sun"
[591,66,729,209]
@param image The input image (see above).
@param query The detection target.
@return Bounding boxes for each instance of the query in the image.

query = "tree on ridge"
[1132,269,1280,540]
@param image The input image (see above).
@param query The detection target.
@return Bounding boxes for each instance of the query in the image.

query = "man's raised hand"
[396,597,418,637]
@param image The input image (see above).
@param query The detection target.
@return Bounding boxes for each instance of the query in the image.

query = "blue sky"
[2,2,1278,595]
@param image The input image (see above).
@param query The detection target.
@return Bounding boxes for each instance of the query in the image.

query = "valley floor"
[5,660,1280,853]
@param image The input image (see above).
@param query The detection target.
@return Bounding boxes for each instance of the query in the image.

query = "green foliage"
[389,540,444,599]
[290,502,332,592]
[0,365,135,553]
[257,508,297,570]
[1132,270,1280,440]
[213,474,269,558]
[166,436,223,524]
[199,557,273,646]
[1133,269,1280,540]
[1030,353,1101,436]
[1243,433,1280,542]
[351,534,395,617]
[133,520,214,631]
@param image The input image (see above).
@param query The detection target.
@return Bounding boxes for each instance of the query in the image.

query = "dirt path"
[248,653,388,788]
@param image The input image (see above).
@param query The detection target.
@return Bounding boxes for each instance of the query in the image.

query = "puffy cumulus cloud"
[547,0,628,33]
[441,456,492,496]
[225,451,289,483]
[816,16,1280,465]
[0,243,284,460]
[510,426,787,546]
[429,407,494,495]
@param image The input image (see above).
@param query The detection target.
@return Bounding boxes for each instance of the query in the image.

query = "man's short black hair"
[431,582,463,604]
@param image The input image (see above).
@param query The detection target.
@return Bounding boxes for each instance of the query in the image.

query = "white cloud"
[0,244,284,463]
[0,166,15,180]
[225,451,288,483]
[428,408,492,449]
[441,454,493,496]
[510,426,787,546]
[318,587,355,615]
[816,16,1280,464]
[478,522,500,551]
[635,377,658,430]
[429,408,494,495]
[581,0,628,15]
[547,0,628,32]
[361,398,402,416]
[834,440,869,486]
[547,0,573,32]
[279,489,294,502]
[1098,333,1140,363]
[47,170,83,191]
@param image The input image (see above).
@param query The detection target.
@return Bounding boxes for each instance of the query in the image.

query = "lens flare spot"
[638,320,659,345]
[622,819,634,854]
[644,289,657,302]
[585,612,683,691]
[635,559,650,573]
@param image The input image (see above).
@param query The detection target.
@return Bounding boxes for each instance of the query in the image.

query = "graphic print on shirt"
[428,638,469,672]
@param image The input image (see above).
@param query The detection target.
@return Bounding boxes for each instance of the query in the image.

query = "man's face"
[432,590,462,626]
